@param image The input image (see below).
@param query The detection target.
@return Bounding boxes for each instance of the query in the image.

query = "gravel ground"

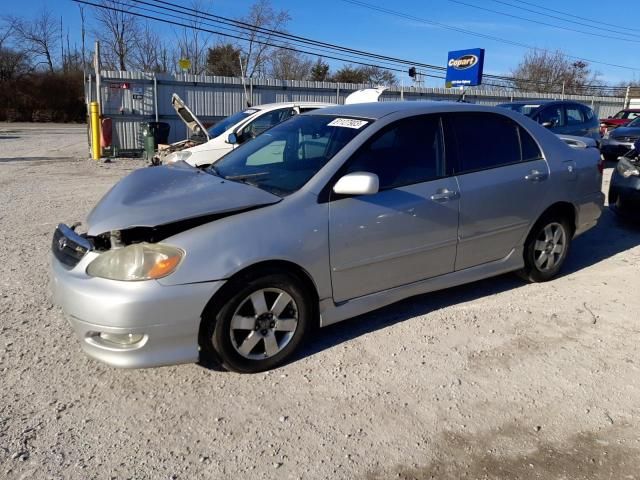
[1,123,640,479]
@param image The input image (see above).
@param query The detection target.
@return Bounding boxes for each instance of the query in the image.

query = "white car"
[162,88,387,168]
[162,96,333,167]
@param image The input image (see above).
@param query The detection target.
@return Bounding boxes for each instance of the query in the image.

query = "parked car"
[497,100,600,143]
[51,102,604,373]
[160,88,386,168]
[599,108,640,135]
[600,116,640,162]
[608,138,640,214]
[159,95,333,167]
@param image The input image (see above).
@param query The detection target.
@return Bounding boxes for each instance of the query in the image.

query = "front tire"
[518,216,572,283]
[200,271,312,373]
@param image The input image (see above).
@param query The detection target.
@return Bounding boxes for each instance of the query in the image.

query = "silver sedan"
[51,102,604,372]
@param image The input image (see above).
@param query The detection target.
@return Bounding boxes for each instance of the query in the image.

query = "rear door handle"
[430,189,459,202]
[525,169,548,182]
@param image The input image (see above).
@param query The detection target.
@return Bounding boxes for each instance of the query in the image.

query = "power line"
[138,0,447,75]
[504,0,640,35]
[74,0,447,82]
[445,0,640,44]
[487,0,640,37]
[340,0,640,72]
[133,0,630,91]
[126,0,414,72]
[75,0,629,95]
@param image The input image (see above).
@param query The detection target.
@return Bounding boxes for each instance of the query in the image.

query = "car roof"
[251,101,334,110]
[499,100,584,106]
[311,101,523,120]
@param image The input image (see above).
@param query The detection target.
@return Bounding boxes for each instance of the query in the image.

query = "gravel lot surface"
[1,123,640,479]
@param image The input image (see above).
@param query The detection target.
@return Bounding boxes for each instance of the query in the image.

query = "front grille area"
[52,225,91,269]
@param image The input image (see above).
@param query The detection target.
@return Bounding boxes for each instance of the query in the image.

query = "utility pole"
[624,85,631,109]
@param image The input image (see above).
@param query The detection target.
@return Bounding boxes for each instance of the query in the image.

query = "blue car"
[498,100,600,143]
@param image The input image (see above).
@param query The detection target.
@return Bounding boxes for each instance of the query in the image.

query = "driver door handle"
[525,169,548,182]
[430,189,460,202]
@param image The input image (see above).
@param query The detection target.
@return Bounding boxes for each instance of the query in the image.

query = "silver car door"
[445,112,550,270]
[328,115,460,302]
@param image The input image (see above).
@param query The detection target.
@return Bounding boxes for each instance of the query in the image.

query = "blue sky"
[10,0,640,85]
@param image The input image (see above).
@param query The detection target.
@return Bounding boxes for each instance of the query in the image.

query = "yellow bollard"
[90,102,101,160]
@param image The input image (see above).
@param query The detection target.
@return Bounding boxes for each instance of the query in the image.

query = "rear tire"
[518,215,572,283]
[200,271,312,373]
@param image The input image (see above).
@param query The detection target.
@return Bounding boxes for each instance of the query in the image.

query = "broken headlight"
[86,243,184,281]
[617,157,640,178]
[163,150,192,165]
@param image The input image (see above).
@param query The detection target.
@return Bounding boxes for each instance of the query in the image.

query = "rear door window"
[578,105,595,121]
[445,112,523,174]
[565,105,585,125]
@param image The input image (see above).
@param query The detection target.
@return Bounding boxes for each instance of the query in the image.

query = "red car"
[600,109,640,135]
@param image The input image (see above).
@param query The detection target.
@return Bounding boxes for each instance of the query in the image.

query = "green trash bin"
[141,122,171,162]
[140,122,155,162]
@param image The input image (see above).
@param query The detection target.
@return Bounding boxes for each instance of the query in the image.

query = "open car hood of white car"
[172,93,210,141]
[86,162,281,236]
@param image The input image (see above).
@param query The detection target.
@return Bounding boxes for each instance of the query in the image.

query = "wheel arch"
[526,201,577,244]
[198,260,321,341]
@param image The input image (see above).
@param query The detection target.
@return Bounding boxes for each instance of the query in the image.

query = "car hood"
[172,93,210,141]
[610,126,640,138]
[86,163,281,236]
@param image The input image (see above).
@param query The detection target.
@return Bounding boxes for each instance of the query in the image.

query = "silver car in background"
[51,102,604,373]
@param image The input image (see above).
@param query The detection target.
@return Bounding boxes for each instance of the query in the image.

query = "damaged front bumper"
[50,226,223,368]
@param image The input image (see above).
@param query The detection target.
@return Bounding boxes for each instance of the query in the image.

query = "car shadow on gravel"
[561,207,640,276]
[297,272,524,363]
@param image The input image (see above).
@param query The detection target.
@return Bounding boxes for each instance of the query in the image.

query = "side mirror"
[227,133,238,145]
[333,172,379,196]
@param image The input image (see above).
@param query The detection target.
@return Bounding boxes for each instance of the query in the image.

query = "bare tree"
[175,0,213,75]
[511,49,601,95]
[91,0,140,70]
[238,0,290,78]
[269,47,312,80]
[0,16,17,50]
[131,22,172,73]
[11,7,59,72]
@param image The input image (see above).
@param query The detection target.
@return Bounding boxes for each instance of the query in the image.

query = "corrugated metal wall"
[90,71,626,151]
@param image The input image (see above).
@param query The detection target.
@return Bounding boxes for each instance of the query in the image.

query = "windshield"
[210,114,371,196]
[499,103,541,117]
[207,109,260,138]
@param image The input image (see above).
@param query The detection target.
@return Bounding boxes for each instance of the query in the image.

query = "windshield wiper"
[224,172,270,181]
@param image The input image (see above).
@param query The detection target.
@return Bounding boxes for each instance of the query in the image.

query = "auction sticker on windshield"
[327,118,369,129]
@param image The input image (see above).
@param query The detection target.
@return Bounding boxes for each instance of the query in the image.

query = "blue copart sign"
[445,48,485,88]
